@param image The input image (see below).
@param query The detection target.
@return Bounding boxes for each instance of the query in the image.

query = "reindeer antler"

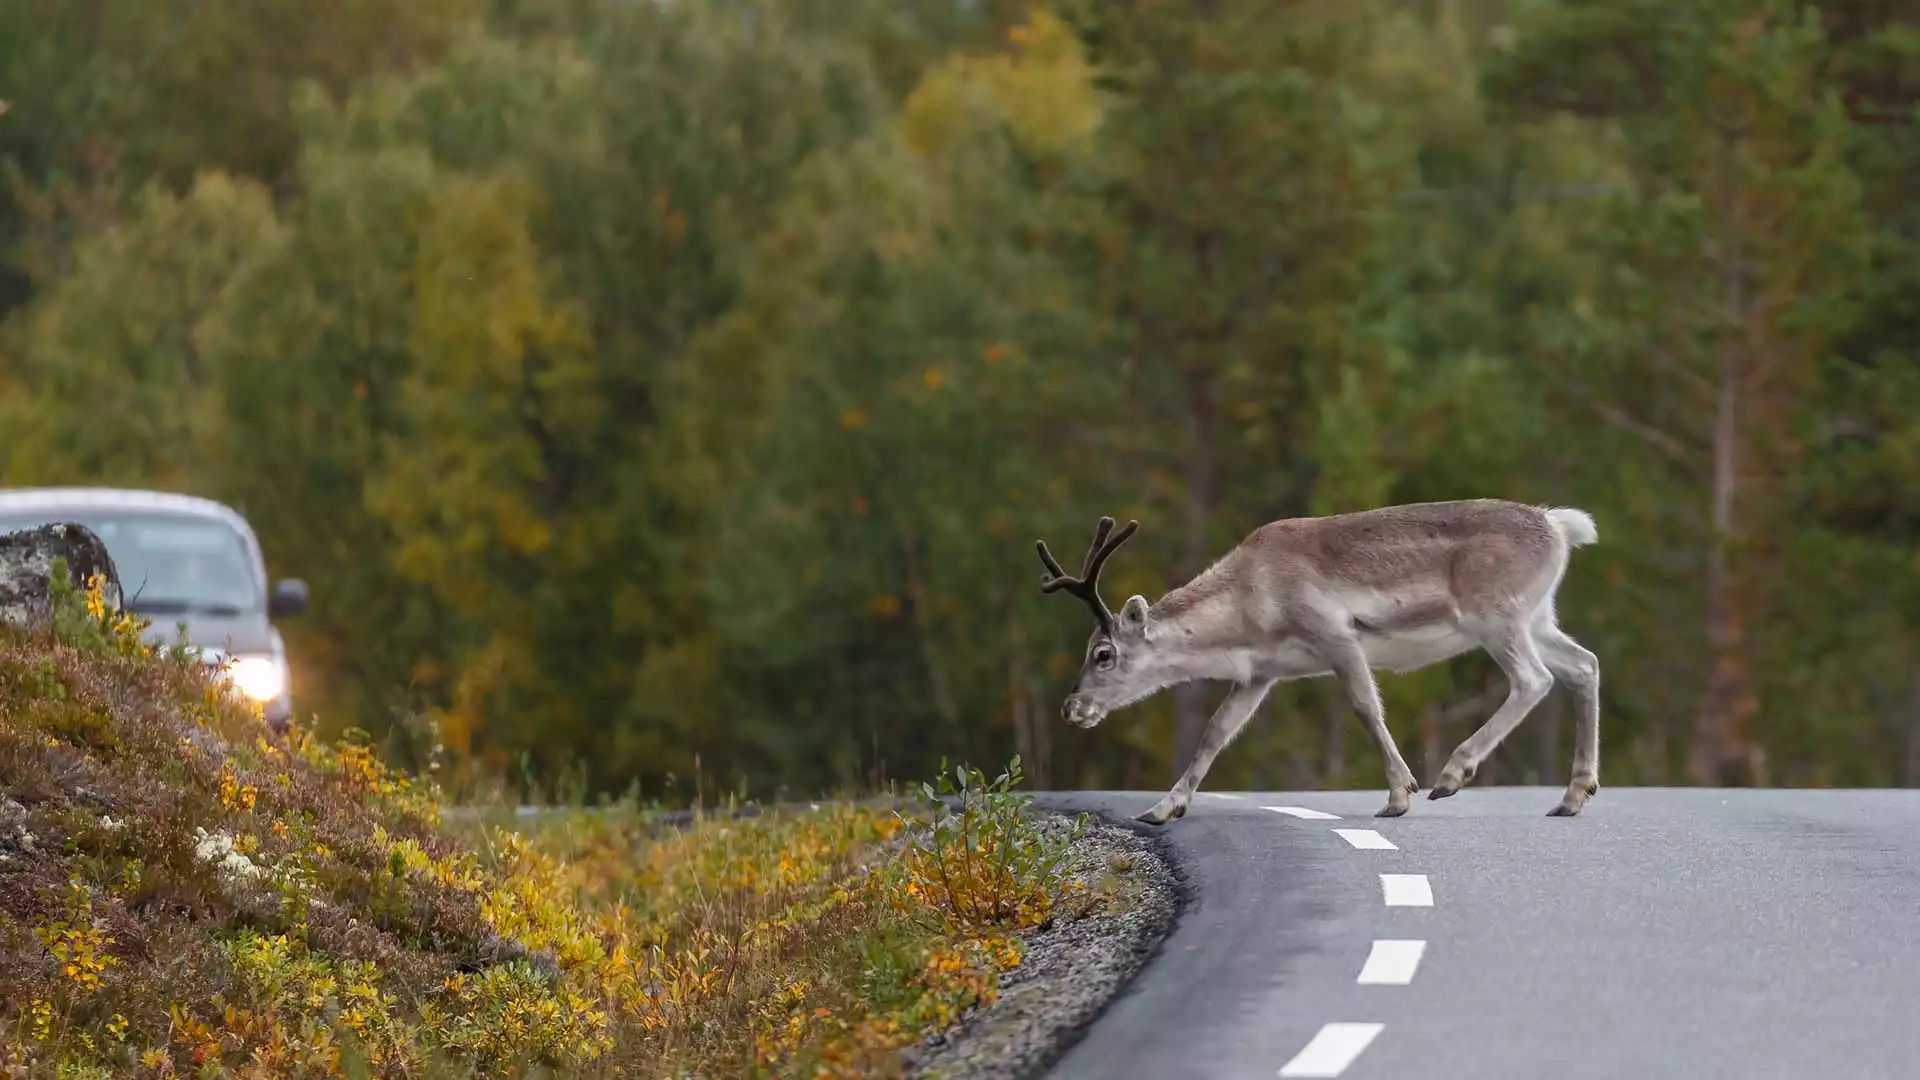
[1035,515,1140,634]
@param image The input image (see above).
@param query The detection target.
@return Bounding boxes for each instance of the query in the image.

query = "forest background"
[4,0,1917,803]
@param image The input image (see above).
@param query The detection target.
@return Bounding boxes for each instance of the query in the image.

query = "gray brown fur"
[1037,498,1602,820]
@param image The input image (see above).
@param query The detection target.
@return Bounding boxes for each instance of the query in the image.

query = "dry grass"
[0,567,1085,1078]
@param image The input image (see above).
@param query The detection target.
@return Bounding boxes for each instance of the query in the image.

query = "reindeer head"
[1035,516,1154,728]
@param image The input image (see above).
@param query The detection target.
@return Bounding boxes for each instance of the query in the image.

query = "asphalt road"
[1033,786,1920,1080]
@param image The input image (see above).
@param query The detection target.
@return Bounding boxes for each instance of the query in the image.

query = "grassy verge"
[473,759,1093,1078]
[0,565,1091,1079]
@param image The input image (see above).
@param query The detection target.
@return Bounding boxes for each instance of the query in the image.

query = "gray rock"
[476,932,562,984]
[0,796,36,862]
[0,522,123,630]
[905,810,1181,1080]
[181,725,230,758]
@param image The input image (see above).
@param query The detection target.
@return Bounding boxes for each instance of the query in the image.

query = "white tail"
[1544,506,1599,547]
[1035,498,1604,822]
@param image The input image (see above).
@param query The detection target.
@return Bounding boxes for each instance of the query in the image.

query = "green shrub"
[896,755,1087,933]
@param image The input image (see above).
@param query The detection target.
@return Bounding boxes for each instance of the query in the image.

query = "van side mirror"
[269,578,309,618]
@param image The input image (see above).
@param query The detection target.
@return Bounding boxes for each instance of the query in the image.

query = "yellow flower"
[29,998,52,1040]
[218,763,258,812]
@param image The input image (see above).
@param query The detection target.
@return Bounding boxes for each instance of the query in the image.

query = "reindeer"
[1034,499,1602,821]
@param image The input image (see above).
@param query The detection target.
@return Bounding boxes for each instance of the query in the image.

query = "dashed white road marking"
[1331,828,1397,850]
[1262,805,1341,820]
[1202,791,1245,800]
[1277,1022,1384,1077]
[1380,873,1433,907]
[1356,939,1427,985]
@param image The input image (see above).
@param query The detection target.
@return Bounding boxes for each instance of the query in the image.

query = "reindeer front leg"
[1321,639,1420,817]
[1137,677,1278,825]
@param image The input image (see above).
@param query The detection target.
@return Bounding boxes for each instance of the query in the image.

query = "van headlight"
[227,656,287,703]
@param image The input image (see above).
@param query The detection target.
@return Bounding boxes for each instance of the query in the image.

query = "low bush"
[896,757,1088,934]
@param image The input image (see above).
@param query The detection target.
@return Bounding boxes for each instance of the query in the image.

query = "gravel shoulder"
[904,809,1183,1080]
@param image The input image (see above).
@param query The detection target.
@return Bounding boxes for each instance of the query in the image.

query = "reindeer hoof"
[1549,780,1597,817]
[1429,762,1471,800]
[1135,800,1187,826]
[1548,777,1598,816]
[1375,802,1409,818]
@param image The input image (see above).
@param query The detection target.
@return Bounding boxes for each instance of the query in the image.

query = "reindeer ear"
[1120,595,1150,631]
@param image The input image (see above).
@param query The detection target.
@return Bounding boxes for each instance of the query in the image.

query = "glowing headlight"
[226,656,287,703]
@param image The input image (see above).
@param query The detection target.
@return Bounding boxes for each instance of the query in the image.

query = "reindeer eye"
[1092,644,1117,669]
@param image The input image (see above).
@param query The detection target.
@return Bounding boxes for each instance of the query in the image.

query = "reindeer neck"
[1143,564,1258,681]
[1147,555,1241,632]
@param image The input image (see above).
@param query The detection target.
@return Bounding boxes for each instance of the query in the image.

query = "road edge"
[903,802,1190,1080]
[1032,807,1194,1074]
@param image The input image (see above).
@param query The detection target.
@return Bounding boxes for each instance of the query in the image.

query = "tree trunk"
[1322,680,1346,783]
[1687,181,1770,789]
[1419,702,1442,782]
[1691,530,1768,786]
[1905,651,1920,788]
[1172,361,1218,780]
[1011,638,1036,787]
[1007,599,1051,790]
[898,525,961,729]
[1031,664,1052,791]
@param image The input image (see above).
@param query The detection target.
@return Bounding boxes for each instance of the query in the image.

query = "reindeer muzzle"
[1062,694,1103,728]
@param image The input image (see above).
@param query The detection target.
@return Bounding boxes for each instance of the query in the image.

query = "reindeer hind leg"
[1534,617,1601,816]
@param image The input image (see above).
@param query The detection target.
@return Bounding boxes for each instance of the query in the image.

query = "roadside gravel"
[904,809,1182,1080]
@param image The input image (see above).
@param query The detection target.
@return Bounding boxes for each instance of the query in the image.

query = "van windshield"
[0,510,261,616]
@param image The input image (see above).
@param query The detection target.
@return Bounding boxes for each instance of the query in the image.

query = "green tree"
[1056,0,1408,780]
[1486,0,1870,784]
[3,173,284,490]
[239,6,893,790]
[0,0,479,324]
[672,5,1117,792]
